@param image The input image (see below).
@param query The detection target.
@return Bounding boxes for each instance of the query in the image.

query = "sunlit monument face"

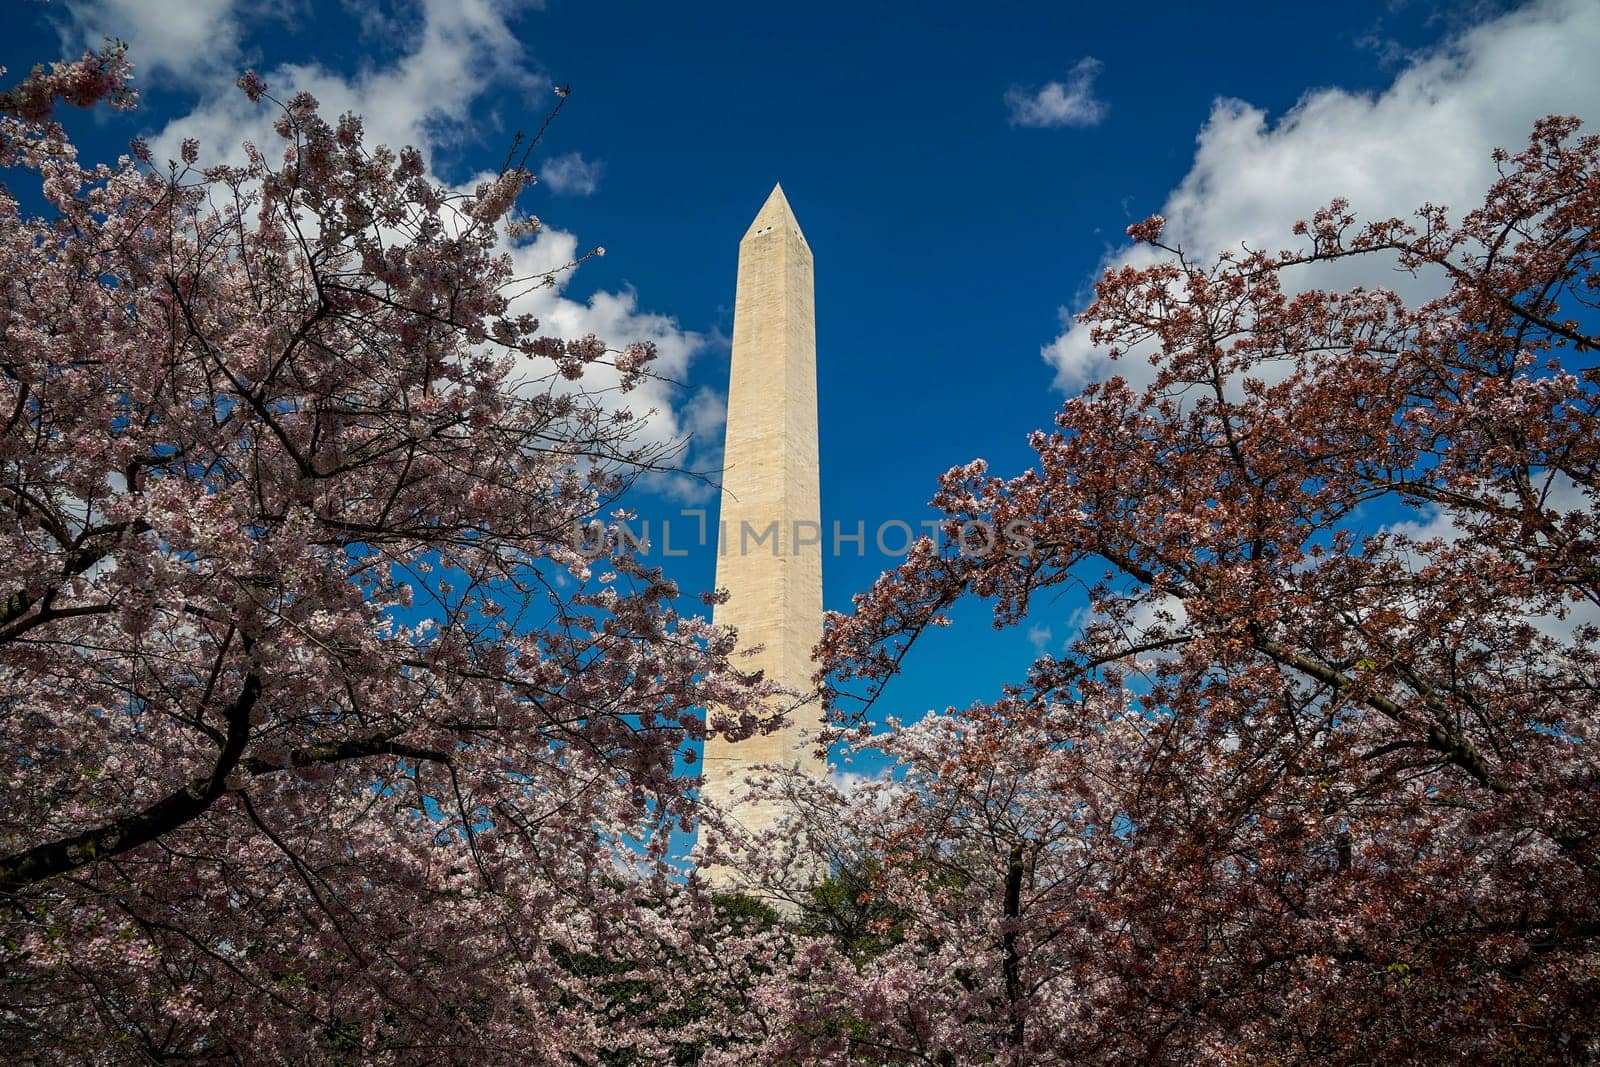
[698,185,826,888]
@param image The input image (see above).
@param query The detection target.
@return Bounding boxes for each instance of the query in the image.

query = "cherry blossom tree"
[0,46,775,1060]
[740,116,1600,1064]
[707,703,1099,1066]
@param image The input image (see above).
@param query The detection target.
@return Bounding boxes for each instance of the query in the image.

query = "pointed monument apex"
[744,182,808,243]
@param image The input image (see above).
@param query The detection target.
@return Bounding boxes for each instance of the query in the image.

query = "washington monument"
[699,184,826,885]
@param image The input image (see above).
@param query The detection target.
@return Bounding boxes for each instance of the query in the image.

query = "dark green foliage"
[552,890,784,1065]
[798,862,907,964]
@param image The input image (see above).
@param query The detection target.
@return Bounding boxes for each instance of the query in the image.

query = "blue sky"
[6,0,1600,779]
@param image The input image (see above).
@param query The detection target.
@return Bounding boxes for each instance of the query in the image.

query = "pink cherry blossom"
[0,46,779,1061]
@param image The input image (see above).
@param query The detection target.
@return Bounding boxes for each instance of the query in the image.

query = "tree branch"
[0,669,262,895]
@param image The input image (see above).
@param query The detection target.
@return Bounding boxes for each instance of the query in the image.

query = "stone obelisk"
[699,184,825,886]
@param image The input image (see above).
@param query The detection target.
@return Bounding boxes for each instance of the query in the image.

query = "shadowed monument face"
[698,184,826,886]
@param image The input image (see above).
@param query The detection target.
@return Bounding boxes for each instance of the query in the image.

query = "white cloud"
[540,151,603,196]
[63,0,253,86]
[680,386,727,444]
[1026,623,1054,656]
[1128,593,1189,641]
[504,240,712,463]
[1006,58,1107,129]
[143,0,540,176]
[656,386,728,504]
[127,0,711,488]
[1043,0,1600,391]
[827,766,886,796]
[1383,479,1600,645]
